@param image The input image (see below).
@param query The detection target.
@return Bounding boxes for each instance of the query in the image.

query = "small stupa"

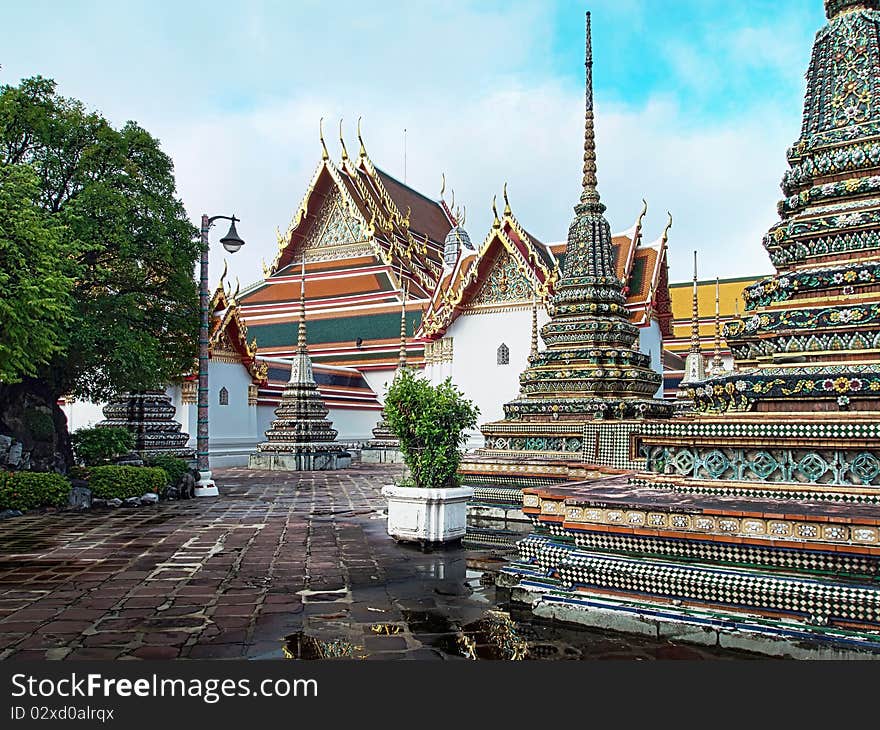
[676,251,706,402]
[248,259,351,471]
[97,390,194,460]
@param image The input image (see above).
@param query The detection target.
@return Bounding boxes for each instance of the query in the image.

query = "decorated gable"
[301,188,367,256]
[471,249,535,306]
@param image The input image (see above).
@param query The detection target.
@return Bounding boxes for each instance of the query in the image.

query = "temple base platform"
[360,446,405,464]
[248,446,352,471]
[499,476,880,658]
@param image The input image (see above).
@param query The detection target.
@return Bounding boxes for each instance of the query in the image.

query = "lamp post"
[195,213,246,497]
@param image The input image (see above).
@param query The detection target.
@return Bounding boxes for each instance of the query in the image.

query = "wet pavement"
[0,465,759,660]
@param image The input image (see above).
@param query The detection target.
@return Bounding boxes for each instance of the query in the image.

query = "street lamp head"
[220,216,245,253]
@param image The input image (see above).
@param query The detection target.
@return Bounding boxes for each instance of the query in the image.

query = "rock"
[123,496,141,507]
[0,509,23,520]
[0,435,11,463]
[6,442,23,468]
[179,473,195,499]
[107,498,123,508]
[68,484,92,510]
[114,451,144,467]
[164,485,179,501]
[91,498,108,508]
[140,492,159,505]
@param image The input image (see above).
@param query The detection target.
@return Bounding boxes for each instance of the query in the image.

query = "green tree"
[0,76,200,470]
[0,162,72,382]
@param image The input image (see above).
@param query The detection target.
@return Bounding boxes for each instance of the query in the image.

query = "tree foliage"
[0,76,200,400]
[0,162,71,382]
[384,369,479,490]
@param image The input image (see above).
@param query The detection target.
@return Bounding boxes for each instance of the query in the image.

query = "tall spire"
[298,254,308,353]
[579,11,602,211]
[530,291,539,360]
[690,250,701,355]
[679,250,706,396]
[711,276,724,375]
[398,281,408,370]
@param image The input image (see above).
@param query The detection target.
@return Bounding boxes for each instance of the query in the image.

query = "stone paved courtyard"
[0,465,759,660]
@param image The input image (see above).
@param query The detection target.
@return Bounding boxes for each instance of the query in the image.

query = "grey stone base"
[360,448,404,464]
[501,577,880,660]
[248,450,352,471]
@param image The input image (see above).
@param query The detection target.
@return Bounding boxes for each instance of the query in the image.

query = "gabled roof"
[262,123,453,299]
[420,194,673,339]
[206,268,268,384]
[419,192,557,338]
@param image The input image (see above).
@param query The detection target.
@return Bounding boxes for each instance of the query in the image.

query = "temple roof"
[261,124,453,298]
[206,269,267,384]
[420,194,672,339]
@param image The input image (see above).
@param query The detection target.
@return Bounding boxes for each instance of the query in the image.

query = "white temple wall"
[61,400,105,433]
[440,307,551,449]
[171,361,257,468]
[361,368,396,406]
[638,319,665,397]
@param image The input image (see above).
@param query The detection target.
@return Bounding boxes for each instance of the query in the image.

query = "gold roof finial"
[460,204,467,227]
[440,173,446,200]
[357,116,366,159]
[219,258,229,293]
[232,276,240,303]
[319,117,329,162]
[492,195,501,229]
[503,182,512,217]
[339,118,349,163]
[661,211,673,247]
[635,199,648,241]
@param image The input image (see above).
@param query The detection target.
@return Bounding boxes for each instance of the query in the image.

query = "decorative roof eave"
[419,198,553,339]
[208,278,268,384]
[264,158,334,277]
[350,150,444,290]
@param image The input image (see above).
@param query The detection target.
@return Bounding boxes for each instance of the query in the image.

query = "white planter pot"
[381,485,474,545]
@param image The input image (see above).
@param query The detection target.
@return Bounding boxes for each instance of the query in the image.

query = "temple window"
[219,386,229,406]
[497,343,510,365]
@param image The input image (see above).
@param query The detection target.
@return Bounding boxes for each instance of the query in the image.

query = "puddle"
[282,632,364,659]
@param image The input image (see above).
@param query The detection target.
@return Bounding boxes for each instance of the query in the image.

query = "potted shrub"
[381,369,479,547]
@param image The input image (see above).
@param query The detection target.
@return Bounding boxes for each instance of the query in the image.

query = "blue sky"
[1,1,830,286]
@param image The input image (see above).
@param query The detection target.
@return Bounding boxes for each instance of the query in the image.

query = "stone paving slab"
[0,465,757,660]
[0,465,501,660]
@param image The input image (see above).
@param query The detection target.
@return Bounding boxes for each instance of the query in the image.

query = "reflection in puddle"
[282,632,364,659]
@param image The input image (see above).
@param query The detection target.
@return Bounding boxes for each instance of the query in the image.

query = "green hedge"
[71,426,134,466]
[0,471,70,511]
[88,466,166,500]
[146,456,190,490]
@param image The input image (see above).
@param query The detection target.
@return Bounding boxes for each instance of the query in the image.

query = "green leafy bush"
[88,465,165,500]
[0,471,70,511]
[71,426,134,466]
[146,456,190,491]
[384,369,479,490]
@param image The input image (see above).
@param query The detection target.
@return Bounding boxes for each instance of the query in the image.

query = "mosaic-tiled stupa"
[248,267,351,471]
[500,1,880,657]
[460,12,672,521]
[97,390,194,459]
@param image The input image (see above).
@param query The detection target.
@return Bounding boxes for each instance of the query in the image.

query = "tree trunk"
[0,378,72,473]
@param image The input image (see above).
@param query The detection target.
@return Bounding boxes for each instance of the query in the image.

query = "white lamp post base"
[195,470,219,498]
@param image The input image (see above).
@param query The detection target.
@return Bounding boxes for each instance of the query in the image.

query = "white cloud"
[158,78,790,289]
